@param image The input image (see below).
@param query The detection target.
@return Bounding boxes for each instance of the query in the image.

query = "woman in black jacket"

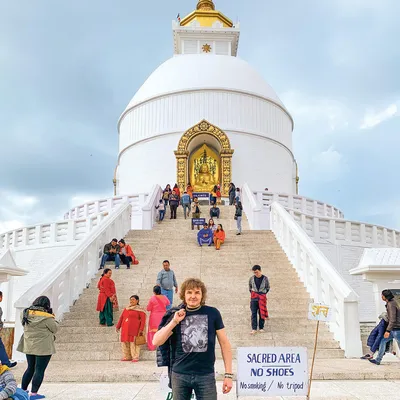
[228,183,236,205]
[235,201,243,235]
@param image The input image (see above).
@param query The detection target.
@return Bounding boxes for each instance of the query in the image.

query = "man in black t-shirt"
[153,278,233,400]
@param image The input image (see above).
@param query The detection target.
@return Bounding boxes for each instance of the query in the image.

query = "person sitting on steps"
[0,291,17,368]
[197,223,213,247]
[118,239,139,269]
[99,238,120,270]
[208,219,217,233]
[213,224,225,251]
[249,265,270,335]
[209,203,220,219]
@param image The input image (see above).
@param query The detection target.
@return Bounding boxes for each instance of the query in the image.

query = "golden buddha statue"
[195,162,215,191]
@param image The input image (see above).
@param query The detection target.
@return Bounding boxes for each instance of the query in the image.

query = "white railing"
[241,183,270,230]
[271,202,362,358]
[142,185,163,229]
[255,191,344,219]
[63,193,148,221]
[0,212,109,251]
[288,208,400,248]
[13,202,132,360]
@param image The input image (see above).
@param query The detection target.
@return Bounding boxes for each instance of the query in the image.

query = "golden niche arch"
[174,120,234,195]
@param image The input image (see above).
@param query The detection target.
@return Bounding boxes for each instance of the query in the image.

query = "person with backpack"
[17,296,59,400]
[163,185,172,206]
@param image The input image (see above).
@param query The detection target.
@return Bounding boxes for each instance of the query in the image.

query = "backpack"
[12,389,30,400]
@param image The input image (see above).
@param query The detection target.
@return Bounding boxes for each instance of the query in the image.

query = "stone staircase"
[51,204,344,379]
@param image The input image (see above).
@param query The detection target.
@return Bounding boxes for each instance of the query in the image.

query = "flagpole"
[307,320,320,400]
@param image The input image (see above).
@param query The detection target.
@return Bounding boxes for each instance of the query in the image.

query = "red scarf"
[251,292,268,319]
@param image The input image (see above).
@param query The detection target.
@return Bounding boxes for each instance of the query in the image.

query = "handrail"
[270,202,362,357]
[13,202,132,360]
[142,185,163,229]
[63,193,148,220]
[287,208,400,248]
[255,191,344,219]
[0,212,109,251]
[241,183,269,230]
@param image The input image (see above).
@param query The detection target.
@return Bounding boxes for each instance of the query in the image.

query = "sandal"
[121,358,132,361]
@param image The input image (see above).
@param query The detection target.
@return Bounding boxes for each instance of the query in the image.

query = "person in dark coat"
[361,312,389,359]
[228,183,236,206]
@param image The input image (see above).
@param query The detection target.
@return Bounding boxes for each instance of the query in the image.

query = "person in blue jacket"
[361,312,390,360]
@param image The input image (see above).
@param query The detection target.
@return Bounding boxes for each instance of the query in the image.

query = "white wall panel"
[119,90,293,153]
[118,131,294,195]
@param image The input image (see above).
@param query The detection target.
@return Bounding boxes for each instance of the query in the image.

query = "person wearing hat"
[99,238,120,269]
[370,289,400,365]
[118,239,139,269]
[197,223,213,247]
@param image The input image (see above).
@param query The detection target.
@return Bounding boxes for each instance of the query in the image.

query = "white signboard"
[308,303,331,322]
[237,347,308,397]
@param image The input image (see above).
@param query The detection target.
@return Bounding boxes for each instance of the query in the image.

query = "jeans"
[251,299,265,330]
[159,210,165,221]
[182,204,190,219]
[172,372,217,400]
[21,354,52,393]
[170,204,178,219]
[164,199,169,206]
[161,288,173,310]
[119,254,132,268]
[375,330,400,363]
[236,216,242,233]
[0,338,11,366]
[100,253,120,269]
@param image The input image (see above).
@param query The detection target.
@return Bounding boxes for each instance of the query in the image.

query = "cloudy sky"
[1,0,399,232]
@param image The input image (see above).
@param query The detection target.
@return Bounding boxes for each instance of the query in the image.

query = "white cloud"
[281,91,350,132]
[360,102,399,130]
[311,147,347,182]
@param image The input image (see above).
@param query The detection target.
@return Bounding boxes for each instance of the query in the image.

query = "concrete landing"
[11,359,400,383]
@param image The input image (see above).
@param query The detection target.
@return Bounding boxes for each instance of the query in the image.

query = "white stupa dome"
[123,54,288,115]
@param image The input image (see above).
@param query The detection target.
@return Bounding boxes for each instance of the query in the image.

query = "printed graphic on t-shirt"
[181,315,208,353]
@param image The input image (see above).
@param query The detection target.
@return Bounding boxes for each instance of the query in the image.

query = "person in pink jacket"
[146,286,170,351]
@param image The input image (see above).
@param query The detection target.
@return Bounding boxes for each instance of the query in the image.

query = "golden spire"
[197,0,215,11]
[180,0,232,28]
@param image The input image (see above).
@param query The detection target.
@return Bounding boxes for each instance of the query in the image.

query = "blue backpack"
[11,388,29,400]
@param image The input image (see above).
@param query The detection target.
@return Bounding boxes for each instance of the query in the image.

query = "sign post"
[236,347,308,398]
[307,303,331,399]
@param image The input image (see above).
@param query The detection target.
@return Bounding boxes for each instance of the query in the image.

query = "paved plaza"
[24,380,400,399]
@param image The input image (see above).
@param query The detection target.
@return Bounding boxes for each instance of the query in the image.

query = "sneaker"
[250,330,257,335]
[368,359,380,365]
[360,354,373,360]
[98,266,104,270]
[236,232,241,236]
[30,394,46,400]
[115,266,120,269]
[7,361,17,368]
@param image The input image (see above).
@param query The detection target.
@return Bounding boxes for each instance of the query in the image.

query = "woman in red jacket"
[96,269,117,326]
[116,295,146,362]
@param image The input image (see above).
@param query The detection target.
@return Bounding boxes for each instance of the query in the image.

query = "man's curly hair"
[179,278,207,306]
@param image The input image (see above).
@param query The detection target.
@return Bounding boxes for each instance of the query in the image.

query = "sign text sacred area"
[237,347,308,397]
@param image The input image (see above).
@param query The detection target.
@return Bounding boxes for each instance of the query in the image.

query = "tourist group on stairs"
[99,238,139,270]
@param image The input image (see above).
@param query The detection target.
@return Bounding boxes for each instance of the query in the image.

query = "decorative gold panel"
[175,120,234,196]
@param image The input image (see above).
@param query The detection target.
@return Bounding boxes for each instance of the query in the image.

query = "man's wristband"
[224,373,234,379]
